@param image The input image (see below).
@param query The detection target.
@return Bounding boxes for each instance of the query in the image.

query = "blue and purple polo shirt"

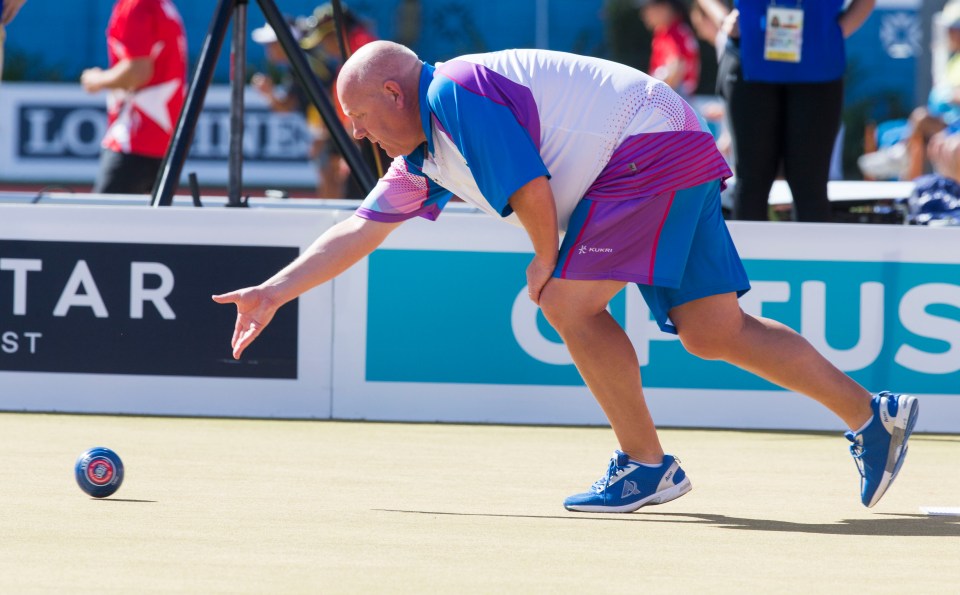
[355,49,731,234]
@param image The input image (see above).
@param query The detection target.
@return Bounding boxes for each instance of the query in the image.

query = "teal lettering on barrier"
[366,250,960,393]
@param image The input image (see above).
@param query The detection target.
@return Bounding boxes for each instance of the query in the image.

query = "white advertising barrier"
[0,83,316,187]
[2,199,959,432]
[332,215,960,433]
[0,203,335,417]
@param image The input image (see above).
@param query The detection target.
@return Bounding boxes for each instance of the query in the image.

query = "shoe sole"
[565,476,693,513]
[866,394,920,508]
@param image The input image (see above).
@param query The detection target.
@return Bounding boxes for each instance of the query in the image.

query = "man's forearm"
[262,214,400,305]
[509,176,558,263]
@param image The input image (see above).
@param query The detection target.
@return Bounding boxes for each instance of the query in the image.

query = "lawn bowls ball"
[75,447,124,498]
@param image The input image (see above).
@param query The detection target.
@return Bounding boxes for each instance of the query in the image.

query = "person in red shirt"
[81,0,187,194]
[638,0,700,98]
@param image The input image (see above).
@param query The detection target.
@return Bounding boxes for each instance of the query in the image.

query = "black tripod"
[150,0,376,207]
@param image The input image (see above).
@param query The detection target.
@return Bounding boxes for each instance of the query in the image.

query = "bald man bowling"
[214,41,918,512]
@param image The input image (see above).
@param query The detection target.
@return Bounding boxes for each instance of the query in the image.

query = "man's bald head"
[336,41,427,158]
[338,40,421,100]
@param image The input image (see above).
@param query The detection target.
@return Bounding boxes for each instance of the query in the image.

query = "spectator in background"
[1,0,28,83]
[859,2,960,181]
[299,2,379,198]
[689,0,725,57]
[687,0,733,165]
[300,2,377,65]
[250,22,307,111]
[927,124,960,180]
[81,0,186,195]
[250,20,330,196]
[637,0,700,97]
[697,0,875,222]
[904,3,960,180]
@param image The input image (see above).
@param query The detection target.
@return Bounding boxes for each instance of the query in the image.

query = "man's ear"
[383,80,404,107]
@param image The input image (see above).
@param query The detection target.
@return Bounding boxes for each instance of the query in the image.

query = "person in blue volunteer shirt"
[698,0,875,221]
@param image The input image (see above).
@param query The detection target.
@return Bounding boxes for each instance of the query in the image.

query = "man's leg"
[668,291,873,430]
[538,277,664,464]
[670,291,920,507]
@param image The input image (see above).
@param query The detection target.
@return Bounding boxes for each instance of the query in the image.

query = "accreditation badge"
[764,6,804,63]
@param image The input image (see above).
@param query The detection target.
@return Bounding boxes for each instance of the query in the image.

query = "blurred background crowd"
[1,0,957,223]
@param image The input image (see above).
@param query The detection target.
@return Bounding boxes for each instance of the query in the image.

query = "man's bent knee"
[538,279,622,333]
[674,307,748,360]
[677,329,731,361]
[538,285,590,332]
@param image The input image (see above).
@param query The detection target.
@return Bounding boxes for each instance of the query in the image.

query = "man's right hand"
[526,255,556,306]
[209,215,402,360]
[211,286,281,360]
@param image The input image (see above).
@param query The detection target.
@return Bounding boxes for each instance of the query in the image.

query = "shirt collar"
[417,61,436,155]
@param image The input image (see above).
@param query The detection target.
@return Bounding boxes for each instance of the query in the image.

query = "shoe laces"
[847,433,866,479]
[590,456,629,494]
[589,458,617,493]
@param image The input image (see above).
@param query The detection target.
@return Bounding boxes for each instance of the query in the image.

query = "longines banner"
[0,238,299,378]
[0,83,316,187]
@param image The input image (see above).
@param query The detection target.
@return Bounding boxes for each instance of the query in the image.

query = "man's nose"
[351,124,365,140]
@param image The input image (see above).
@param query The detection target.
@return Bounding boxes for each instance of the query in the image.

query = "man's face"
[339,82,422,158]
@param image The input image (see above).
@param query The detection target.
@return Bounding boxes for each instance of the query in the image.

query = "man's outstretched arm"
[212,214,401,359]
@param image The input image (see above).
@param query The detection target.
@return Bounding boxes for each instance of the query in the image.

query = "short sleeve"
[356,156,453,222]
[428,70,549,218]
[109,0,158,60]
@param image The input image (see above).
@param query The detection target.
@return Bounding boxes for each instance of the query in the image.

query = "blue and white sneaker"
[845,391,919,508]
[564,451,692,513]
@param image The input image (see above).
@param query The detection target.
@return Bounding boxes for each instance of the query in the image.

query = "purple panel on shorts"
[435,60,541,150]
[585,131,731,201]
[557,193,676,286]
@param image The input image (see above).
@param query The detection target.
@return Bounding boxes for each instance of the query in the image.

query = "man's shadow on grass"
[642,512,960,537]
[376,509,959,537]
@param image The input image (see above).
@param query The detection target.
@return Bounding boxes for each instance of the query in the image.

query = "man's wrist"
[532,252,558,267]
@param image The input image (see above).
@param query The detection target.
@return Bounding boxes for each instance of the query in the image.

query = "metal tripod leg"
[151,0,376,207]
